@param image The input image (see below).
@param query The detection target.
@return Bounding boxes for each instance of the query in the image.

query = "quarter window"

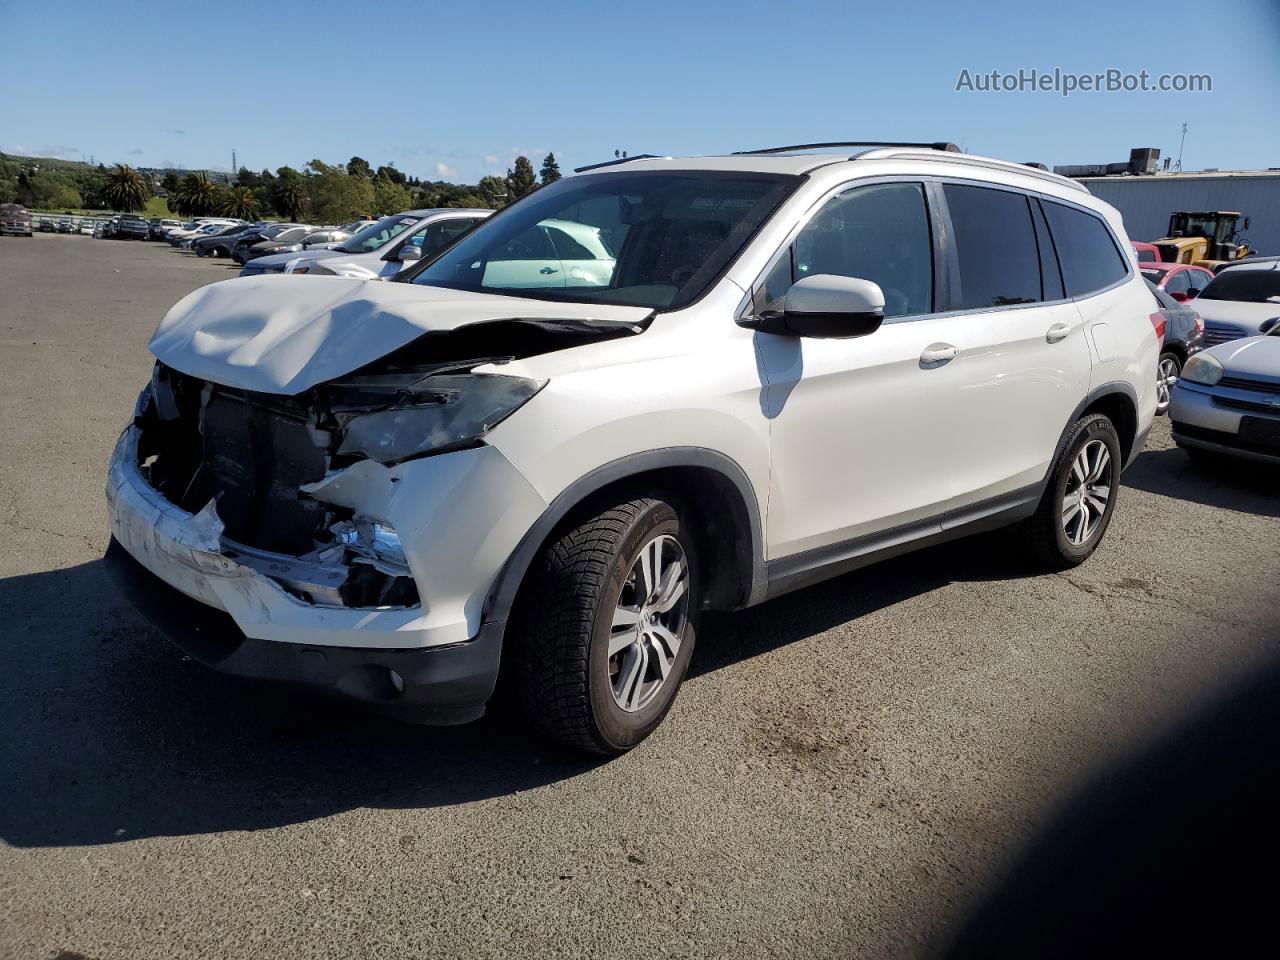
[943,184,1042,309]
[1164,270,1191,296]
[1042,201,1129,297]
[766,182,932,319]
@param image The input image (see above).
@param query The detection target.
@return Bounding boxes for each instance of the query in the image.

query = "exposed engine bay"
[133,317,643,609]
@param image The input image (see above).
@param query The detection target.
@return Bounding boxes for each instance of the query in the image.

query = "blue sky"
[2,0,1277,182]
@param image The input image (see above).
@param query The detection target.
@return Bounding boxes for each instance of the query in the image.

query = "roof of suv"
[577,148,1090,199]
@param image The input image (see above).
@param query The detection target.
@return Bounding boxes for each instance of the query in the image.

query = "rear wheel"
[1023,414,1122,570]
[510,497,697,755]
[1155,351,1181,415]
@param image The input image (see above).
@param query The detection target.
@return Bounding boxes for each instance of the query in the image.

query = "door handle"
[920,342,959,367]
[539,266,559,274]
[1046,322,1072,344]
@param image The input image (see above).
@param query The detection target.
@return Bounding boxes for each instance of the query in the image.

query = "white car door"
[481,222,566,288]
[757,181,967,559]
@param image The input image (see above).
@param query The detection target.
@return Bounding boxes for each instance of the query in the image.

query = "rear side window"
[943,184,1041,309]
[1043,201,1129,297]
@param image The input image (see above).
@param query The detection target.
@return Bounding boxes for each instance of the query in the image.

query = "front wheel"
[1023,414,1122,570]
[1155,351,1181,415]
[510,497,698,755]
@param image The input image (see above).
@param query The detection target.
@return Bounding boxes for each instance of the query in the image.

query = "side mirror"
[397,244,422,262]
[744,274,886,338]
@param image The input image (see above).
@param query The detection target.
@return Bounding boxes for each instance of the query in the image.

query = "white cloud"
[435,161,457,179]
[483,154,499,166]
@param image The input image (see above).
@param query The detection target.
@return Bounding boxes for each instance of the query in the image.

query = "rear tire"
[510,497,698,755]
[1023,414,1122,570]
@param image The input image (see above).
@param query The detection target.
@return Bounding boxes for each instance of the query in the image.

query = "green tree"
[161,171,181,194]
[171,171,218,216]
[539,152,562,185]
[347,156,372,179]
[272,167,307,220]
[505,156,537,201]
[372,178,413,215]
[477,175,508,209]
[375,164,405,185]
[235,166,260,188]
[17,170,82,209]
[221,186,261,220]
[445,192,487,209]
[306,159,375,222]
[102,164,152,212]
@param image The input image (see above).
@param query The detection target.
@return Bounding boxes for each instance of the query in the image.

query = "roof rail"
[852,148,1090,193]
[573,154,664,173]
[734,141,961,156]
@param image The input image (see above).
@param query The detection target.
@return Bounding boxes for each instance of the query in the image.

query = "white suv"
[105,143,1157,753]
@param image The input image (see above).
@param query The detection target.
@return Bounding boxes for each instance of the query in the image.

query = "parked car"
[1187,260,1280,346]
[39,218,58,233]
[192,224,258,258]
[93,221,110,238]
[1,202,34,236]
[241,211,437,277]
[179,220,245,249]
[240,225,327,261]
[1132,241,1162,264]
[1170,322,1280,465]
[104,145,1157,754]
[1139,262,1213,302]
[149,218,183,240]
[57,219,76,234]
[167,219,240,246]
[79,220,96,236]
[1146,280,1204,414]
[230,223,305,263]
[115,214,151,240]
[246,209,490,279]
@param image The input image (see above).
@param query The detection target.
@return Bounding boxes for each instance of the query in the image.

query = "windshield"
[407,170,800,310]
[1199,270,1280,303]
[270,227,310,243]
[335,213,423,254]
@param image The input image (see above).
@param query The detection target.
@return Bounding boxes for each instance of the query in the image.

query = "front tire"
[1024,414,1122,570]
[510,497,698,755]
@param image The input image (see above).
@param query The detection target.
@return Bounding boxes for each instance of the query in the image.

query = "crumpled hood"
[1208,333,1280,379]
[149,275,652,394]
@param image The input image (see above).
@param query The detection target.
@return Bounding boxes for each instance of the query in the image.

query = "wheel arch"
[482,448,767,628]
[1051,381,1141,473]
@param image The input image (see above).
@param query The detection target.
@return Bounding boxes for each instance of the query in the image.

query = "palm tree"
[171,172,218,217]
[273,177,306,220]
[103,164,151,212]
[220,186,260,220]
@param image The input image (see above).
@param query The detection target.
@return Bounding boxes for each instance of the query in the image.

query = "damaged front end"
[130,317,638,610]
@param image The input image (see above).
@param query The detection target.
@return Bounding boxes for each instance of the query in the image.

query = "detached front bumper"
[105,424,548,720]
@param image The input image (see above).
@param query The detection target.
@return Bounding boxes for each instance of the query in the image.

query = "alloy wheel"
[1061,439,1112,546]
[608,534,690,712]
[1155,356,1180,413]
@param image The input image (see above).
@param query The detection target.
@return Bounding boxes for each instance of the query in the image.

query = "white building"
[1077,170,1280,257]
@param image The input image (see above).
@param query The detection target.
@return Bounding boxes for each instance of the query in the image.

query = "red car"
[1139,262,1213,302]
[1132,241,1162,264]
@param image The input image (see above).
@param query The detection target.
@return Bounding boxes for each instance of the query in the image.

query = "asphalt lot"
[1,233,1278,959]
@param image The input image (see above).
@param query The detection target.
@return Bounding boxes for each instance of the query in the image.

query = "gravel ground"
[1,233,1278,960]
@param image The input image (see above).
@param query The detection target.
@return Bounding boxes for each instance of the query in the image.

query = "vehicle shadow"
[0,533,1030,848]
[1122,443,1279,517]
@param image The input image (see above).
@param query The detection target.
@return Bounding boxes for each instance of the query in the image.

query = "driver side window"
[756,182,933,319]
